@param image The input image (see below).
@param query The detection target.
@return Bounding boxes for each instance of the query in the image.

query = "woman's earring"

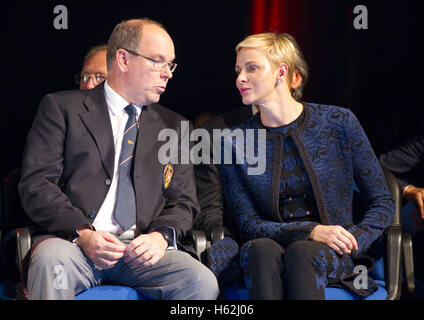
[276,79,282,86]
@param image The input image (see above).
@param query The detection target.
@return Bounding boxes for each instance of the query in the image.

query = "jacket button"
[89,211,96,219]
[105,178,112,186]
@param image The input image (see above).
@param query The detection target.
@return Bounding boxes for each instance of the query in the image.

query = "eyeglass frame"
[121,48,177,73]
[75,73,107,86]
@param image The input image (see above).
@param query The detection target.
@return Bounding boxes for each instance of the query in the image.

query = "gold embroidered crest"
[163,164,174,189]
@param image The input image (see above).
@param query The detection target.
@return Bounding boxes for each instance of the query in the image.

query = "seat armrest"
[190,230,207,259]
[4,227,31,299]
[385,225,402,300]
[15,228,31,281]
[402,232,415,296]
[380,167,402,300]
[210,226,229,244]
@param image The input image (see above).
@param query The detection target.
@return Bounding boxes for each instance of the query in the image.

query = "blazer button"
[89,211,96,219]
[105,178,112,186]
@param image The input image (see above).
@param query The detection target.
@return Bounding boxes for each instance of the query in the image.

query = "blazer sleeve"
[192,123,225,235]
[379,131,424,189]
[193,161,224,235]
[346,111,395,255]
[220,159,319,247]
[18,94,91,240]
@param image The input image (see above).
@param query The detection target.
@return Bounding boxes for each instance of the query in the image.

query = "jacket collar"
[250,102,312,136]
[80,83,162,179]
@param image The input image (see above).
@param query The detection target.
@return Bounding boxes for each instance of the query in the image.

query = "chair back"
[1,168,26,298]
[1,169,27,233]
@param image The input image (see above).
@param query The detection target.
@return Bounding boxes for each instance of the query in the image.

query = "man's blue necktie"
[113,104,138,231]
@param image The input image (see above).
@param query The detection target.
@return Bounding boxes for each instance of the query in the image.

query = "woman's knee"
[241,238,284,271]
[247,238,284,259]
[284,240,324,266]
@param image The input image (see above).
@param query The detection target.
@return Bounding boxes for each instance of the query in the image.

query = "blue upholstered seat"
[222,278,388,300]
[75,285,141,300]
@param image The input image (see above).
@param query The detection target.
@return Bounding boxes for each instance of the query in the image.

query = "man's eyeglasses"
[122,48,177,73]
[75,73,106,86]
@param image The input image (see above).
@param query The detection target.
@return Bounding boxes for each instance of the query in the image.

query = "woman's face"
[235,48,279,106]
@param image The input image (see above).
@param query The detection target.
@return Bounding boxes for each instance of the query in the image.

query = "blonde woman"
[219,33,394,299]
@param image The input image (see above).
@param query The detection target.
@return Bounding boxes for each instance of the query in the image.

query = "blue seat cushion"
[222,280,387,300]
[369,256,385,281]
[75,285,140,300]
[223,284,250,300]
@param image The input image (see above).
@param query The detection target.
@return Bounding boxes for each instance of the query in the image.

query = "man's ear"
[115,49,130,72]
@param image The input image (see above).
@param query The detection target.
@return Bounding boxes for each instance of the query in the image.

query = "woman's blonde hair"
[236,33,303,98]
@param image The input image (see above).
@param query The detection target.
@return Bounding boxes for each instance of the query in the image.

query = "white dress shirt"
[92,81,143,238]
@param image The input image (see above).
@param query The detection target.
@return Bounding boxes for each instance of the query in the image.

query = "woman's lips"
[239,88,251,95]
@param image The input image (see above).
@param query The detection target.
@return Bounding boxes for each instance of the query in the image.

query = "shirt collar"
[104,80,143,117]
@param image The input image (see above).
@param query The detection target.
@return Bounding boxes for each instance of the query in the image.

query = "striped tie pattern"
[113,104,138,231]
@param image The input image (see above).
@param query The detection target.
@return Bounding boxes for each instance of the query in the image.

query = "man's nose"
[80,77,96,90]
[161,66,173,79]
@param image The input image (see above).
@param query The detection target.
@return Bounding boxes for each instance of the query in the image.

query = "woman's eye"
[247,65,258,72]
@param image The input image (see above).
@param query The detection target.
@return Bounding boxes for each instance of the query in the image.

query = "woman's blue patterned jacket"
[219,103,395,256]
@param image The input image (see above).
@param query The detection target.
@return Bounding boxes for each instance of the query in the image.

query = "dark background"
[1,0,423,179]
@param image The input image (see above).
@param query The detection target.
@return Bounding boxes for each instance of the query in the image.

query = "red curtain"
[251,0,290,34]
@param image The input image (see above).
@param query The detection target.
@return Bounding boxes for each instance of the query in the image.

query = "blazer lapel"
[79,84,115,179]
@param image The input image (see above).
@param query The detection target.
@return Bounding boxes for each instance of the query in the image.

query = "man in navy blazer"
[18,18,218,300]
[380,132,424,281]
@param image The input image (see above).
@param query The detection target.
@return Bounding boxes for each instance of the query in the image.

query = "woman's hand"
[310,225,358,255]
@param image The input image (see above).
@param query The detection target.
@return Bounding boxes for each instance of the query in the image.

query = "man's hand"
[75,229,127,270]
[410,210,424,231]
[310,225,358,255]
[123,232,168,269]
[404,185,424,223]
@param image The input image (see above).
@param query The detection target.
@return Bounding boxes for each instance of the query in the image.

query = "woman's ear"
[276,63,288,86]
[279,64,288,79]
